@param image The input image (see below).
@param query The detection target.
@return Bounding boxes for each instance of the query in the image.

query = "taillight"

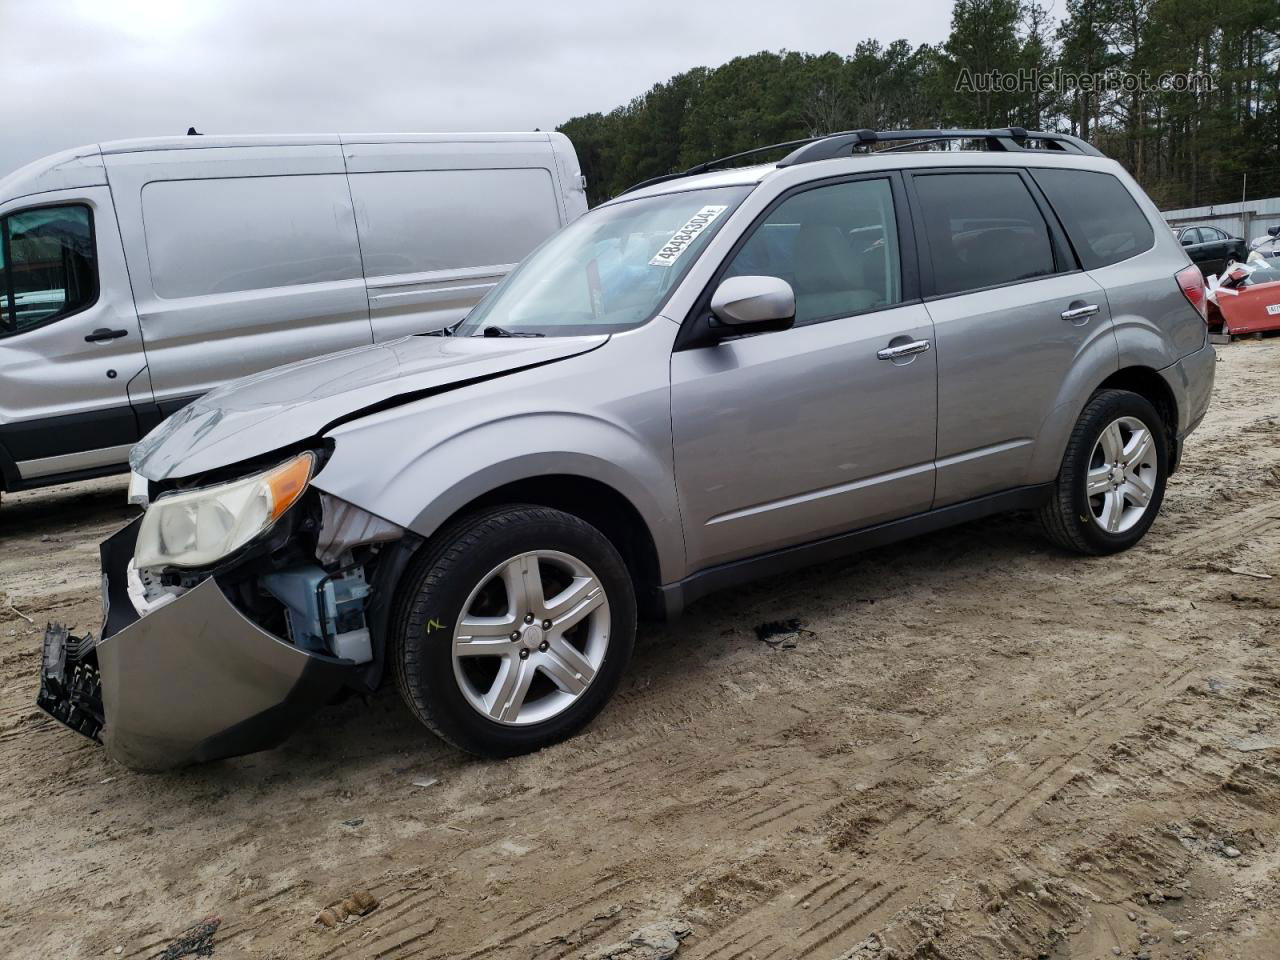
[1176,264,1207,322]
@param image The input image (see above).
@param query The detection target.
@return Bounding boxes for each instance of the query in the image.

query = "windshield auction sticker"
[649,205,728,267]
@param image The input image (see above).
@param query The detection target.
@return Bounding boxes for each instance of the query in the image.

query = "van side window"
[141,176,363,298]
[1032,168,1155,269]
[349,169,562,277]
[723,178,902,327]
[0,204,97,337]
[913,172,1056,297]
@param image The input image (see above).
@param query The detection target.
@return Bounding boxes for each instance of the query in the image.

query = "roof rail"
[619,136,817,196]
[776,127,1102,165]
[617,127,1102,197]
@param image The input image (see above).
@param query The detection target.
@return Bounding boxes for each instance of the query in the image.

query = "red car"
[1207,259,1280,336]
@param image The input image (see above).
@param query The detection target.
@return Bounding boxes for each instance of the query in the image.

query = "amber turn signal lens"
[266,452,315,523]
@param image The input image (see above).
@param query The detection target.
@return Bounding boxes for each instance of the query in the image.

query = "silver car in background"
[39,128,1215,769]
[0,132,586,501]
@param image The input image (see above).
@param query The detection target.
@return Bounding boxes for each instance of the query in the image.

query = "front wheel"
[1038,389,1169,555]
[392,505,636,757]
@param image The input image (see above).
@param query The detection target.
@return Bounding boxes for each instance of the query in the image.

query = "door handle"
[1060,304,1099,322]
[85,327,128,342]
[877,339,931,361]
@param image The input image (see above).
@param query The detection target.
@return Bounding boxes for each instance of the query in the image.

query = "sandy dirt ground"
[1,341,1278,960]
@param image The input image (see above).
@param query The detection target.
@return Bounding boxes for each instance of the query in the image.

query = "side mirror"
[1269,225,1280,238]
[1181,237,1193,246]
[709,276,795,336]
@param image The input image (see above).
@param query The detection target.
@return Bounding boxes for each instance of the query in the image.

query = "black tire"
[1038,389,1169,555]
[391,504,636,757]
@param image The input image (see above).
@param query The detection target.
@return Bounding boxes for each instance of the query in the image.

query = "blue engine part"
[260,564,372,663]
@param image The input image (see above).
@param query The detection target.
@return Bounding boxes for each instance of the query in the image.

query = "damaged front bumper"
[37,518,360,771]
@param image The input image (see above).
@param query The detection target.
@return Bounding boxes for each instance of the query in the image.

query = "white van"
[0,132,586,501]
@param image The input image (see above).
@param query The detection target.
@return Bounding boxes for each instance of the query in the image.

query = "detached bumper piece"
[37,624,105,742]
[38,516,361,771]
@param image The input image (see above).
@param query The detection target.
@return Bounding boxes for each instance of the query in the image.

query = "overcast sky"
[1,0,963,177]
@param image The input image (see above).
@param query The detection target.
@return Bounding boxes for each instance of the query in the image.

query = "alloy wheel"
[1087,416,1159,534]
[451,550,611,725]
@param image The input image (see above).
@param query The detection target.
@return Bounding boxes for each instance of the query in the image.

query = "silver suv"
[38,128,1216,770]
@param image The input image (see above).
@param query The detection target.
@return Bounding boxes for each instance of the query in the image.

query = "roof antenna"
[187,126,202,136]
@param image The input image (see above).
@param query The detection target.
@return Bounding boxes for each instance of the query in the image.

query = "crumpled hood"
[131,334,607,480]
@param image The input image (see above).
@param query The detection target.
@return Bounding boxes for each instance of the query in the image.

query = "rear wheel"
[392,505,636,757]
[1038,389,1168,555]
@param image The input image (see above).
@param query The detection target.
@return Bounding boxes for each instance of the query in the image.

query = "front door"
[0,187,146,483]
[671,175,938,573]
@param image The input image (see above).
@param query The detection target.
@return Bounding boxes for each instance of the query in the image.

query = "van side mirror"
[709,276,795,336]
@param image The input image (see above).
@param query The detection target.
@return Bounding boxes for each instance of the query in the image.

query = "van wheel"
[1038,389,1168,555]
[392,505,636,757]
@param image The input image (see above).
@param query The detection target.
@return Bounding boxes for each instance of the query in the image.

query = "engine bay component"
[261,563,373,663]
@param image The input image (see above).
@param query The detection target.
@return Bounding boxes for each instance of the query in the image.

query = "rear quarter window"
[1031,168,1155,270]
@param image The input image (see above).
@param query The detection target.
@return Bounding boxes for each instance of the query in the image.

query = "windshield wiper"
[424,318,466,337]
[482,325,544,338]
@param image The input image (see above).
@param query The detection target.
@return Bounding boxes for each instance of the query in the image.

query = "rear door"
[343,138,567,340]
[0,188,146,483]
[907,168,1115,507]
[105,143,372,424]
[1206,227,1244,271]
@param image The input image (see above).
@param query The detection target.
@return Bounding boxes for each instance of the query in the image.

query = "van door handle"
[85,328,128,342]
[877,339,931,361]
[1060,304,1099,323]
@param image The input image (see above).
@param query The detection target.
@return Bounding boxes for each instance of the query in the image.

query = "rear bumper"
[38,518,359,771]
[1161,339,1216,461]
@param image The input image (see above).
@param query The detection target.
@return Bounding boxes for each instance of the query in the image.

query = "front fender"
[311,327,683,582]
[397,416,681,579]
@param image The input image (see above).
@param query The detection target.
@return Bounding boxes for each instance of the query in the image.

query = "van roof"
[0,132,564,204]
[96,131,558,154]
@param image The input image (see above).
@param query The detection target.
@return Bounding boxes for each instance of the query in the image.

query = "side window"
[141,176,363,298]
[1181,227,1203,245]
[1032,169,1156,269]
[913,172,1056,297]
[0,204,97,337]
[349,168,562,277]
[723,178,902,327]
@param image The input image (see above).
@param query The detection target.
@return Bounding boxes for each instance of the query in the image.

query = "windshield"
[456,185,752,337]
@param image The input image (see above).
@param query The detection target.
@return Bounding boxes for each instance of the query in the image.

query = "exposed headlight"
[134,452,315,570]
